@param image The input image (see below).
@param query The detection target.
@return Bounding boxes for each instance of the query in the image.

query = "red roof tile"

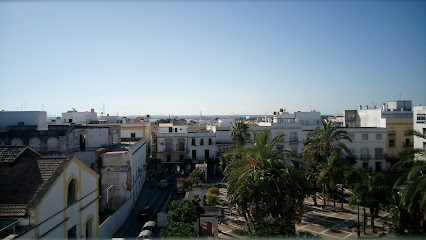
[0,147,66,217]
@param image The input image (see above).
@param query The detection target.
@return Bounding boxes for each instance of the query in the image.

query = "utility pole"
[357,200,360,238]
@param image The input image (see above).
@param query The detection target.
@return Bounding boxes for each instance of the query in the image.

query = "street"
[112,178,175,238]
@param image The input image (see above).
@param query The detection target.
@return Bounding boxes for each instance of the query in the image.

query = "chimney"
[91,108,94,112]
[359,105,362,110]
[366,105,368,109]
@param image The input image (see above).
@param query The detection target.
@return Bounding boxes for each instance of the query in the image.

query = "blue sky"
[1,1,425,116]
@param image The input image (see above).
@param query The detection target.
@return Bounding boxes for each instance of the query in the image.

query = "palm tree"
[317,151,348,211]
[350,171,392,233]
[392,132,426,233]
[303,120,352,209]
[223,130,312,236]
[303,120,352,162]
[230,121,250,146]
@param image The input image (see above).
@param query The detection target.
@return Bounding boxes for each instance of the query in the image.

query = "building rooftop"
[105,141,138,153]
[0,147,67,217]
[0,146,40,164]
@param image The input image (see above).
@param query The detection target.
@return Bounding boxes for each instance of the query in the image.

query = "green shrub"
[208,187,219,195]
[205,192,218,206]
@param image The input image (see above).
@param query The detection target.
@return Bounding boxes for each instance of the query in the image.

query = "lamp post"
[357,197,360,238]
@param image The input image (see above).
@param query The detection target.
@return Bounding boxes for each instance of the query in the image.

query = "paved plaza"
[216,185,390,239]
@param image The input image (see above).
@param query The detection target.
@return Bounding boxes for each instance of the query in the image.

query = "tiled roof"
[0,151,66,217]
[0,146,28,163]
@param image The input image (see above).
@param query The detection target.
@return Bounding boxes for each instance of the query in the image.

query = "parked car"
[158,179,168,188]
[175,187,185,194]
[138,206,153,222]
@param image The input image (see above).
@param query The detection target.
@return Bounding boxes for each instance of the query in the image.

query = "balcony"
[360,154,371,160]
[403,142,414,147]
[375,155,385,159]
[289,138,299,143]
[405,130,413,135]
[388,131,396,135]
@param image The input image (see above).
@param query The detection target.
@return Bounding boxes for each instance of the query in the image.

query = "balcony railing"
[403,142,414,147]
[375,154,384,159]
[289,138,299,143]
[360,154,371,160]
[405,130,412,135]
[388,131,396,135]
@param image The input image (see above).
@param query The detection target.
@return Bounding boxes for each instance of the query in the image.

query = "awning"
[143,221,156,228]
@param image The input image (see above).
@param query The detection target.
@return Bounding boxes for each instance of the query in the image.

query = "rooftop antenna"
[101,104,105,117]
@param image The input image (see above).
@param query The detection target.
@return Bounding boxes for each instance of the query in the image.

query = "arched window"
[85,218,93,239]
[67,179,76,206]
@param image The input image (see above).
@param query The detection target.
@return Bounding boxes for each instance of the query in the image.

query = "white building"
[62,109,98,124]
[187,131,217,161]
[98,138,147,211]
[342,127,388,171]
[98,114,120,124]
[413,106,426,150]
[0,123,121,169]
[0,111,48,131]
[0,146,99,239]
[156,121,218,172]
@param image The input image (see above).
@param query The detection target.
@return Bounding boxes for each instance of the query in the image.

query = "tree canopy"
[224,130,312,236]
[231,121,250,146]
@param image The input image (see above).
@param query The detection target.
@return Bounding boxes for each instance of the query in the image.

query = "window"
[67,225,76,239]
[404,139,412,147]
[175,128,177,133]
[200,139,204,145]
[209,138,212,145]
[375,162,382,172]
[166,155,171,162]
[67,179,76,206]
[69,119,73,123]
[168,127,172,133]
[192,138,195,146]
[389,139,395,147]
[165,139,172,152]
[205,150,209,159]
[376,134,382,140]
[361,148,370,159]
[79,134,86,150]
[417,114,426,123]
[290,132,298,142]
[348,134,355,141]
[180,154,184,161]
[192,150,196,160]
[375,148,384,159]
[130,133,136,138]
[178,139,185,151]
[362,134,368,140]
[85,218,93,239]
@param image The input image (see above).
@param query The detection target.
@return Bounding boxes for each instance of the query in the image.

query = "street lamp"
[357,197,360,238]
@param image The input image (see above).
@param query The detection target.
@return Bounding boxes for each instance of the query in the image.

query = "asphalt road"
[112,179,173,239]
